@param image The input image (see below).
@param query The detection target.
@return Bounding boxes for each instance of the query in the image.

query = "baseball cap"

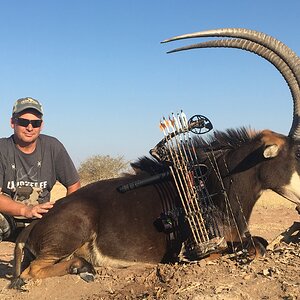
[12,97,44,116]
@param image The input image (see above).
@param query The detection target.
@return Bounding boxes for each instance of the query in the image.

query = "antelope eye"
[296,149,300,159]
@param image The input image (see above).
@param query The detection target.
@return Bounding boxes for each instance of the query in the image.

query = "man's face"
[11,110,43,144]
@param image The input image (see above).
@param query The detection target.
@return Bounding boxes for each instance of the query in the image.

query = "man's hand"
[23,202,54,219]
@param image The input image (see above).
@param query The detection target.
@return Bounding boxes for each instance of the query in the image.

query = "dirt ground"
[0,185,299,300]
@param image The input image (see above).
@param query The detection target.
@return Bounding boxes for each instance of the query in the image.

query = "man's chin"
[19,137,38,145]
[22,135,38,141]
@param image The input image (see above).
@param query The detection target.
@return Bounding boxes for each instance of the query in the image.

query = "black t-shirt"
[0,134,79,202]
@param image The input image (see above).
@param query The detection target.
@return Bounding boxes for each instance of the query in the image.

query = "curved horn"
[167,39,300,138]
[162,28,300,139]
[162,28,300,83]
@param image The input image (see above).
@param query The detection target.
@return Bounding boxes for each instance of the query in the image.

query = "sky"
[1,1,299,167]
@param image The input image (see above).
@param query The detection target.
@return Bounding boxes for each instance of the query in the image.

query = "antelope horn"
[162,28,300,83]
[166,38,300,139]
[162,28,300,139]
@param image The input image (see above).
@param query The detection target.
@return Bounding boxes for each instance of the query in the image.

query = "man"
[0,97,81,241]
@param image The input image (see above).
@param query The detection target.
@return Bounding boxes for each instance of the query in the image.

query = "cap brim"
[14,106,43,115]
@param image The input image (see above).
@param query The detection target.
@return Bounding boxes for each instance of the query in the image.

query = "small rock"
[262,269,270,276]
[243,274,251,280]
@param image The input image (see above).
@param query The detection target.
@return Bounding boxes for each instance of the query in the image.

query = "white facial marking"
[284,171,300,198]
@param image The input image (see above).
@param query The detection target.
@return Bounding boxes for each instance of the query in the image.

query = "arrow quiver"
[150,111,226,258]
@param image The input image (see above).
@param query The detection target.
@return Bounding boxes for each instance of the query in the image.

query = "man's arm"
[0,193,53,218]
[66,181,81,195]
[52,139,81,196]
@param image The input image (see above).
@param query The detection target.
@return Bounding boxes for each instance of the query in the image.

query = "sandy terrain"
[0,185,299,300]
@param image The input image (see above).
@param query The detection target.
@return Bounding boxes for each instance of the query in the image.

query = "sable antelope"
[10,28,300,288]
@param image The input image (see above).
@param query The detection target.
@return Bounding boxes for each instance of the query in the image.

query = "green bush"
[78,155,130,184]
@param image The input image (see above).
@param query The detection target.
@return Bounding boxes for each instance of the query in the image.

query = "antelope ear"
[263,144,280,158]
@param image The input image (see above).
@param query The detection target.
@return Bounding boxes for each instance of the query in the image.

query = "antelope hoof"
[249,236,268,259]
[69,259,96,282]
[8,277,26,290]
[79,272,95,282]
[71,263,96,276]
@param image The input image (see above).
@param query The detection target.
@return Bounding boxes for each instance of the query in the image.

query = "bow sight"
[150,112,213,162]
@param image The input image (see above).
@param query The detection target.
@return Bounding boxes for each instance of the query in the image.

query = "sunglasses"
[14,117,43,128]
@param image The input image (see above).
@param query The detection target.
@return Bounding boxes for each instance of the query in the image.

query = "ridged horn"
[162,28,300,84]
[166,39,300,138]
[162,28,300,139]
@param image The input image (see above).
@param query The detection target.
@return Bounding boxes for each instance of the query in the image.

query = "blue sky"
[1,1,299,166]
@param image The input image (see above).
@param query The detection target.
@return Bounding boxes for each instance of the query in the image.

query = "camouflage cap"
[12,97,43,116]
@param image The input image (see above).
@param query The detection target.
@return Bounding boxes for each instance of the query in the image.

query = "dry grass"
[256,189,294,208]
[50,182,67,202]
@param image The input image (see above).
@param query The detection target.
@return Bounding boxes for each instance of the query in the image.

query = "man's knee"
[0,213,12,241]
[0,214,24,242]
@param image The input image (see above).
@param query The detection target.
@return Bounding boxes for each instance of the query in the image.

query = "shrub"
[78,155,130,184]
